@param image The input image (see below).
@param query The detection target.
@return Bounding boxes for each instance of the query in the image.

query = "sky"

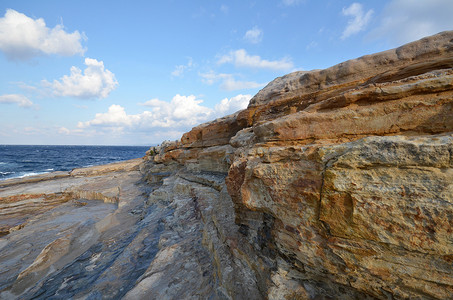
[0,0,452,145]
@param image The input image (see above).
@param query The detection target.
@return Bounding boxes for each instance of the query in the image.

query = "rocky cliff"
[1,31,452,299]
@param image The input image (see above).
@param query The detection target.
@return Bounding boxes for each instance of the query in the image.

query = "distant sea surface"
[0,145,150,181]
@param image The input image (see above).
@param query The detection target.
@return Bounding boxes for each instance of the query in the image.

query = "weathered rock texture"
[1,31,452,299]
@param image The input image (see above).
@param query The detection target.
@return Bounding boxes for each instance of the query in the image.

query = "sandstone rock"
[181,112,248,148]
[1,31,453,299]
[249,31,453,108]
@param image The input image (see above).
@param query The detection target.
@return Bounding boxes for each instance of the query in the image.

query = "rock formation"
[0,31,452,299]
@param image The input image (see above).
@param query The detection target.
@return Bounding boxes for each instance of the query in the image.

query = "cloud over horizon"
[43,58,118,99]
[0,9,86,61]
[77,94,252,139]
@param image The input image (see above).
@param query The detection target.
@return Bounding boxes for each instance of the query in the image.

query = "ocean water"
[0,145,150,181]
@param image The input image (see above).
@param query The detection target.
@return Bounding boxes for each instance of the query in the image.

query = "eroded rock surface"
[1,31,452,299]
[144,31,453,299]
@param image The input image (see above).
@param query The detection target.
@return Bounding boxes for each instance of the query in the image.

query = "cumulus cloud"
[78,105,136,128]
[200,71,265,91]
[0,94,33,107]
[43,58,118,99]
[341,3,373,39]
[370,0,453,45]
[142,95,213,126]
[0,9,85,61]
[171,57,194,77]
[78,94,251,136]
[80,95,211,131]
[244,26,263,44]
[215,94,251,115]
[218,49,293,71]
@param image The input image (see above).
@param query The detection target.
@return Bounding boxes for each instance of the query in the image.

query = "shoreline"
[0,158,143,188]
[0,144,150,182]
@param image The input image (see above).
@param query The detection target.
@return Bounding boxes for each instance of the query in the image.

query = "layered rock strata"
[0,31,452,299]
[142,31,453,299]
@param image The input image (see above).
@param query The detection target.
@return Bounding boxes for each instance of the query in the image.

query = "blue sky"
[0,0,452,145]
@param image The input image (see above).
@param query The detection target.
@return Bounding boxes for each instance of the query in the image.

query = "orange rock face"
[147,31,453,299]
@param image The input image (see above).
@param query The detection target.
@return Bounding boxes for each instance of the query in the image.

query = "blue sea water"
[0,145,150,181]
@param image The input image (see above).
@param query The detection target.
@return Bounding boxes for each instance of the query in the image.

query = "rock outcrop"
[0,31,452,299]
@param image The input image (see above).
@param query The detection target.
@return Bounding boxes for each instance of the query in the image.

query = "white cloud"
[244,26,263,44]
[43,58,118,99]
[78,94,251,138]
[200,71,231,85]
[0,94,33,107]
[171,65,186,77]
[171,57,194,77]
[0,9,85,61]
[370,0,453,45]
[80,95,212,131]
[58,127,71,135]
[16,81,39,93]
[215,94,251,115]
[341,3,373,39]
[220,78,265,91]
[199,71,265,91]
[218,49,293,71]
[78,104,137,128]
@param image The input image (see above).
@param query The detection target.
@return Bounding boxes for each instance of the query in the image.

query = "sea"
[0,145,150,181]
